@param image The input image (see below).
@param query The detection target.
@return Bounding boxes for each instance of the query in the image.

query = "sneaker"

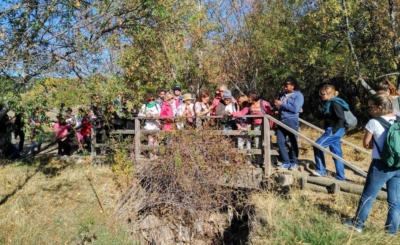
[343,219,362,233]
[311,171,326,177]
[276,163,291,169]
[289,163,298,170]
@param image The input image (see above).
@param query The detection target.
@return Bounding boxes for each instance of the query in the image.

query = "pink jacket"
[160,101,174,131]
[54,123,70,141]
[232,100,274,128]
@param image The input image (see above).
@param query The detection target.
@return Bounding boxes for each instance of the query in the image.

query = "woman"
[160,92,175,131]
[194,91,215,129]
[139,94,161,159]
[343,93,400,235]
[377,79,400,115]
[312,85,347,180]
[28,107,46,155]
[215,90,239,131]
[274,77,304,169]
[229,90,274,167]
[176,93,195,129]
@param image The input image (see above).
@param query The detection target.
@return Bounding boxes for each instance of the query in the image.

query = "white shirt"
[365,115,396,159]
[139,104,161,130]
[195,102,209,116]
[176,103,194,129]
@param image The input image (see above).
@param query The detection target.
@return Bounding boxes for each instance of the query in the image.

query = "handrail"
[266,115,367,178]
[299,118,371,155]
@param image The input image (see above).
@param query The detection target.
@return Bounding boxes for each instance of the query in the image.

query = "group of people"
[1,77,400,235]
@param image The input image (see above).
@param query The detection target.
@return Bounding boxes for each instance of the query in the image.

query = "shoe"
[277,163,291,169]
[289,163,298,170]
[343,219,362,233]
[244,160,252,165]
[311,171,326,177]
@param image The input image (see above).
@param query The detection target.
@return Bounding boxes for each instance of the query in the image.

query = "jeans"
[354,159,400,234]
[313,127,345,180]
[276,118,299,164]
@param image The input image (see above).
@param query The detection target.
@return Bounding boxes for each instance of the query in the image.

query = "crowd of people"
[2,77,400,235]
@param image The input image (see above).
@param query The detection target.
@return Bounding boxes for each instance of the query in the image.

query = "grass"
[248,191,400,245]
[0,124,397,244]
[0,157,135,245]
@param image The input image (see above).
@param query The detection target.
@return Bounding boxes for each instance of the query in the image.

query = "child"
[54,114,71,156]
[236,95,252,165]
[79,110,92,155]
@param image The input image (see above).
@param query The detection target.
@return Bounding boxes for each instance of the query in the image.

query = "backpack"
[344,110,357,128]
[372,116,400,168]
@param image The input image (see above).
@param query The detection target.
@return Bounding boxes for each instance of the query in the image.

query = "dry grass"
[0,157,135,245]
[248,190,400,244]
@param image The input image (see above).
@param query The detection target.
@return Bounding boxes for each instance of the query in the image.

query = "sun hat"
[182,93,194,101]
[223,90,233,99]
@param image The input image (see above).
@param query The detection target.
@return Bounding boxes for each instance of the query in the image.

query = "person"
[53,114,71,156]
[79,109,92,155]
[343,93,400,235]
[211,89,222,116]
[14,110,25,152]
[139,94,161,160]
[216,90,239,131]
[194,91,215,129]
[28,107,46,155]
[376,79,400,115]
[311,85,347,180]
[0,103,20,159]
[176,93,195,129]
[274,77,304,169]
[160,92,175,131]
[229,90,274,167]
[155,89,167,108]
[173,84,183,110]
[236,95,252,165]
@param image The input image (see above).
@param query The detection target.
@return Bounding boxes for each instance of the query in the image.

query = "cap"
[173,84,181,91]
[223,90,233,99]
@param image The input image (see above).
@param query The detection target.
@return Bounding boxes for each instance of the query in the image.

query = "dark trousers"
[58,140,71,156]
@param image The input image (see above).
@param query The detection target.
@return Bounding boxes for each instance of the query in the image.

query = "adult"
[376,79,400,115]
[274,77,304,169]
[312,85,347,180]
[216,90,239,131]
[155,88,167,108]
[14,110,25,152]
[229,90,274,166]
[194,91,215,129]
[138,94,161,160]
[173,84,183,109]
[160,92,175,131]
[344,93,400,234]
[176,93,195,129]
[28,107,46,155]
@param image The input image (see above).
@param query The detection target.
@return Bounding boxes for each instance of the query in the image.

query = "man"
[173,84,183,108]
[274,77,304,169]
[155,89,166,108]
[211,84,236,116]
[172,85,183,116]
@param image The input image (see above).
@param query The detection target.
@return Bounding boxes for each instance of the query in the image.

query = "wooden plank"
[238,149,279,155]
[135,118,140,162]
[264,120,272,178]
[90,127,96,163]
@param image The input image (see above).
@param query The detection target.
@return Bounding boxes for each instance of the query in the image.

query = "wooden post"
[263,116,271,178]
[134,118,140,161]
[91,126,96,164]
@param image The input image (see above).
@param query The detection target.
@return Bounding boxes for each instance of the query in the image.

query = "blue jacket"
[276,90,304,120]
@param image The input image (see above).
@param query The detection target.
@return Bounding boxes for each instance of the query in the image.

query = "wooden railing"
[90,114,368,179]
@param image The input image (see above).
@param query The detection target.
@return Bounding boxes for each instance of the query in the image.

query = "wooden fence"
[90,114,368,179]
